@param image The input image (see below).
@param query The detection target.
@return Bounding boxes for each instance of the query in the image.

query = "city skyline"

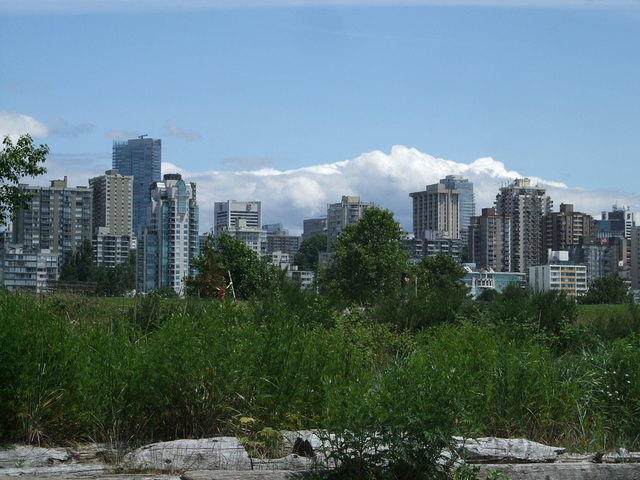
[5,143,639,235]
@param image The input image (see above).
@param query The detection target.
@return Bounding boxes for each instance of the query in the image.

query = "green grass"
[577,304,632,323]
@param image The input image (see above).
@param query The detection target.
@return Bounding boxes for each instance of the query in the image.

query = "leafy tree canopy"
[59,240,136,296]
[580,274,631,305]
[320,207,408,306]
[187,233,281,300]
[0,135,48,225]
[293,233,326,271]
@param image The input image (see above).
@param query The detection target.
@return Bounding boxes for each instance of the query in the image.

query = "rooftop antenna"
[138,134,148,139]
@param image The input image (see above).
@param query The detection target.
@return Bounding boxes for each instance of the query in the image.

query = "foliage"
[187,233,281,300]
[0,134,48,225]
[487,285,577,338]
[372,254,469,329]
[319,207,408,306]
[580,274,632,305]
[59,240,136,296]
[2,292,640,453]
[185,234,227,298]
[294,233,327,271]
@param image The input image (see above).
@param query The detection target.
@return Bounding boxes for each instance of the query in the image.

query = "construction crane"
[138,134,148,139]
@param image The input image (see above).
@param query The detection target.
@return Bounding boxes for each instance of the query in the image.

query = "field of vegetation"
[2,290,640,451]
[2,208,640,479]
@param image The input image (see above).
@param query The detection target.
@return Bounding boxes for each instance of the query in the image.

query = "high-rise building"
[468,207,512,272]
[89,170,134,267]
[543,203,595,252]
[265,227,301,257]
[630,226,640,290]
[214,201,262,232]
[596,205,636,239]
[439,175,475,241]
[92,228,133,268]
[326,196,374,249]
[12,177,92,255]
[89,169,133,236]
[410,183,460,239]
[495,178,552,273]
[214,201,265,255]
[138,174,199,295]
[302,217,327,241]
[572,237,625,285]
[112,137,161,234]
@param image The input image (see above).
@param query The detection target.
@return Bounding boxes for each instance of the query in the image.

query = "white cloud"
[0,110,50,141]
[161,145,640,234]
[18,144,640,234]
[163,122,201,142]
[1,0,637,13]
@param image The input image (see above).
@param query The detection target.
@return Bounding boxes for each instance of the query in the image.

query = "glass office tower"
[112,137,161,234]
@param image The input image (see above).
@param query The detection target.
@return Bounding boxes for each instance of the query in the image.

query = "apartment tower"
[138,174,199,294]
[468,207,512,272]
[495,178,552,273]
[410,183,460,239]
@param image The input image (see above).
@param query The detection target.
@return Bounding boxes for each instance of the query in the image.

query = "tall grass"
[1,292,640,452]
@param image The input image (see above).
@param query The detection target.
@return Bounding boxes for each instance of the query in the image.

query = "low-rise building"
[529,250,588,298]
[463,264,525,298]
[266,250,291,270]
[287,265,315,289]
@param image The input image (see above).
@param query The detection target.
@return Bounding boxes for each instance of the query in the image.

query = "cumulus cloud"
[0,110,50,141]
[159,145,640,234]
[163,122,201,142]
[21,144,639,234]
[49,117,95,137]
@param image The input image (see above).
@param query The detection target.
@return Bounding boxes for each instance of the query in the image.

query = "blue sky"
[1,1,639,230]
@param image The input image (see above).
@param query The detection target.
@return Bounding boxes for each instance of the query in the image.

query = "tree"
[185,234,228,298]
[0,135,48,225]
[186,233,280,300]
[580,274,632,305]
[293,233,326,271]
[59,241,95,282]
[59,241,136,296]
[320,207,408,305]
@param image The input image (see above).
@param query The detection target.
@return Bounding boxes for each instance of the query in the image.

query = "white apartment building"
[138,174,199,295]
[0,245,60,294]
[529,251,588,298]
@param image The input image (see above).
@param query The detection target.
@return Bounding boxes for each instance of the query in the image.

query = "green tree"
[373,253,469,329]
[185,234,228,298]
[0,135,48,225]
[59,242,136,296]
[320,207,408,305]
[187,233,280,300]
[59,241,95,282]
[293,233,326,271]
[580,274,632,305]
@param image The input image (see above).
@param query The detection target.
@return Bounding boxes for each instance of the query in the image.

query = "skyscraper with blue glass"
[112,137,161,234]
